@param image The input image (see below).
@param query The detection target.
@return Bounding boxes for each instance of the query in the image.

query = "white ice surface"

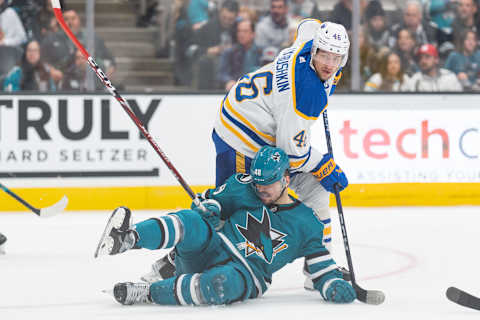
[1,206,480,319]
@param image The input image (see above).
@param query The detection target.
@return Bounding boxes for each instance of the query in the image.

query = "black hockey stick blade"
[354,283,385,305]
[446,287,480,311]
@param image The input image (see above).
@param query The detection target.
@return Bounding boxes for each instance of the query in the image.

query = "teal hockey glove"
[191,198,221,230]
[323,279,356,303]
[311,154,348,193]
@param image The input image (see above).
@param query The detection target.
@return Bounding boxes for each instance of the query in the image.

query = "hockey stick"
[0,183,68,217]
[51,0,203,209]
[447,287,480,311]
[322,110,385,305]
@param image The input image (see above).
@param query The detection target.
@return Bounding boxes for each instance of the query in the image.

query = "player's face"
[313,50,342,81]
[254,180,285,205]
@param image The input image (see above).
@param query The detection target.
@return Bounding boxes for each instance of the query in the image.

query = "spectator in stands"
[169,0,193,84]
[450,0,479,42]
[406,43,462,91]
[0,0,27,48]
[329,0,367,31]
[9,0,56,41]
[392,28,419,76]
[422,0,458,34]
[3,39,56,92]
[187,0,211,31]
[238,5,258,23]
[255,0,291,51]
[364,0,390,50]
[61,49,104,91]
[281,16,302,49]
[290,0,322,20]
[190,0,239,89]
[64,9,116,78]
[260,45,279,66]
[218,19,261,92]
[444,29,480,91]
[364,50,410,92]
[338,26,378,91]
[389,1,446,49]
[41,9,116,85]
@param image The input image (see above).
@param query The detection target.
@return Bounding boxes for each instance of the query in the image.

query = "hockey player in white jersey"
[144,19,350,284]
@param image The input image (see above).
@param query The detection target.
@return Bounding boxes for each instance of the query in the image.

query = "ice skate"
[141,251,176,283]
[113,282,152,305]
[0,232,7,255]
[94,207,137,258]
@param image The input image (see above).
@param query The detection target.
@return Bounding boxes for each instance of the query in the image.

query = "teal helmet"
[250,146,290,185]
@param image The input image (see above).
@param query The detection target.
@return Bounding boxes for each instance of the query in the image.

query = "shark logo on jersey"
[235,207,288,264]
[212,183,226,195]
[236,173,252,184]
[271,152,281,162]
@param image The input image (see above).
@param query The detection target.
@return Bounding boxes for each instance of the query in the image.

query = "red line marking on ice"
[356,243,418,281]
[270,243,418,293]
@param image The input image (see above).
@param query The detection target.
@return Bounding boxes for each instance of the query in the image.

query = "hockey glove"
[312,154,348,193]
[191,198,222,230]
[322,279,356,303]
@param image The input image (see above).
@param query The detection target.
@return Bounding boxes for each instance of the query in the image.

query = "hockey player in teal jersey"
[95,146,356,306]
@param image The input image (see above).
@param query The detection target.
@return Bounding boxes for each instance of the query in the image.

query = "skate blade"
[102,288,114,297]
[94,208,127,258]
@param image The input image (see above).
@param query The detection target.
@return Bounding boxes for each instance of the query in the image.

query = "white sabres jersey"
[213,19,343,173]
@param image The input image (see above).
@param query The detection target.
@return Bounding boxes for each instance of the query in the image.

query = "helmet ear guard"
[311,21,350,68]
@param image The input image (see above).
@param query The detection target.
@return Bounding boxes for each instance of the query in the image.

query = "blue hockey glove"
[191,198,221,230]
[312,154,348,193]
[323,279,356,303]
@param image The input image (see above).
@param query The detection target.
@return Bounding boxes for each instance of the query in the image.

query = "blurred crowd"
[1,0,480,93]
[0,0,115,92]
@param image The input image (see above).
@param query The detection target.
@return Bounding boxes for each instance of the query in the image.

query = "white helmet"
[311,22,350,68]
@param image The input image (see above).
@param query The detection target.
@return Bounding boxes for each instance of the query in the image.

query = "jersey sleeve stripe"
[221,100,272,150]
[225,98,276,143]
[235,151,247,174]
[289,158,307,169]
[289,148,311,170]
[219,101,259,153]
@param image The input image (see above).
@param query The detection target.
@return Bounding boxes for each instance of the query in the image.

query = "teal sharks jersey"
[202,173,340,296]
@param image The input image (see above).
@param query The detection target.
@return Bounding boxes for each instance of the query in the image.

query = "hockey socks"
[134,209,210,253]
